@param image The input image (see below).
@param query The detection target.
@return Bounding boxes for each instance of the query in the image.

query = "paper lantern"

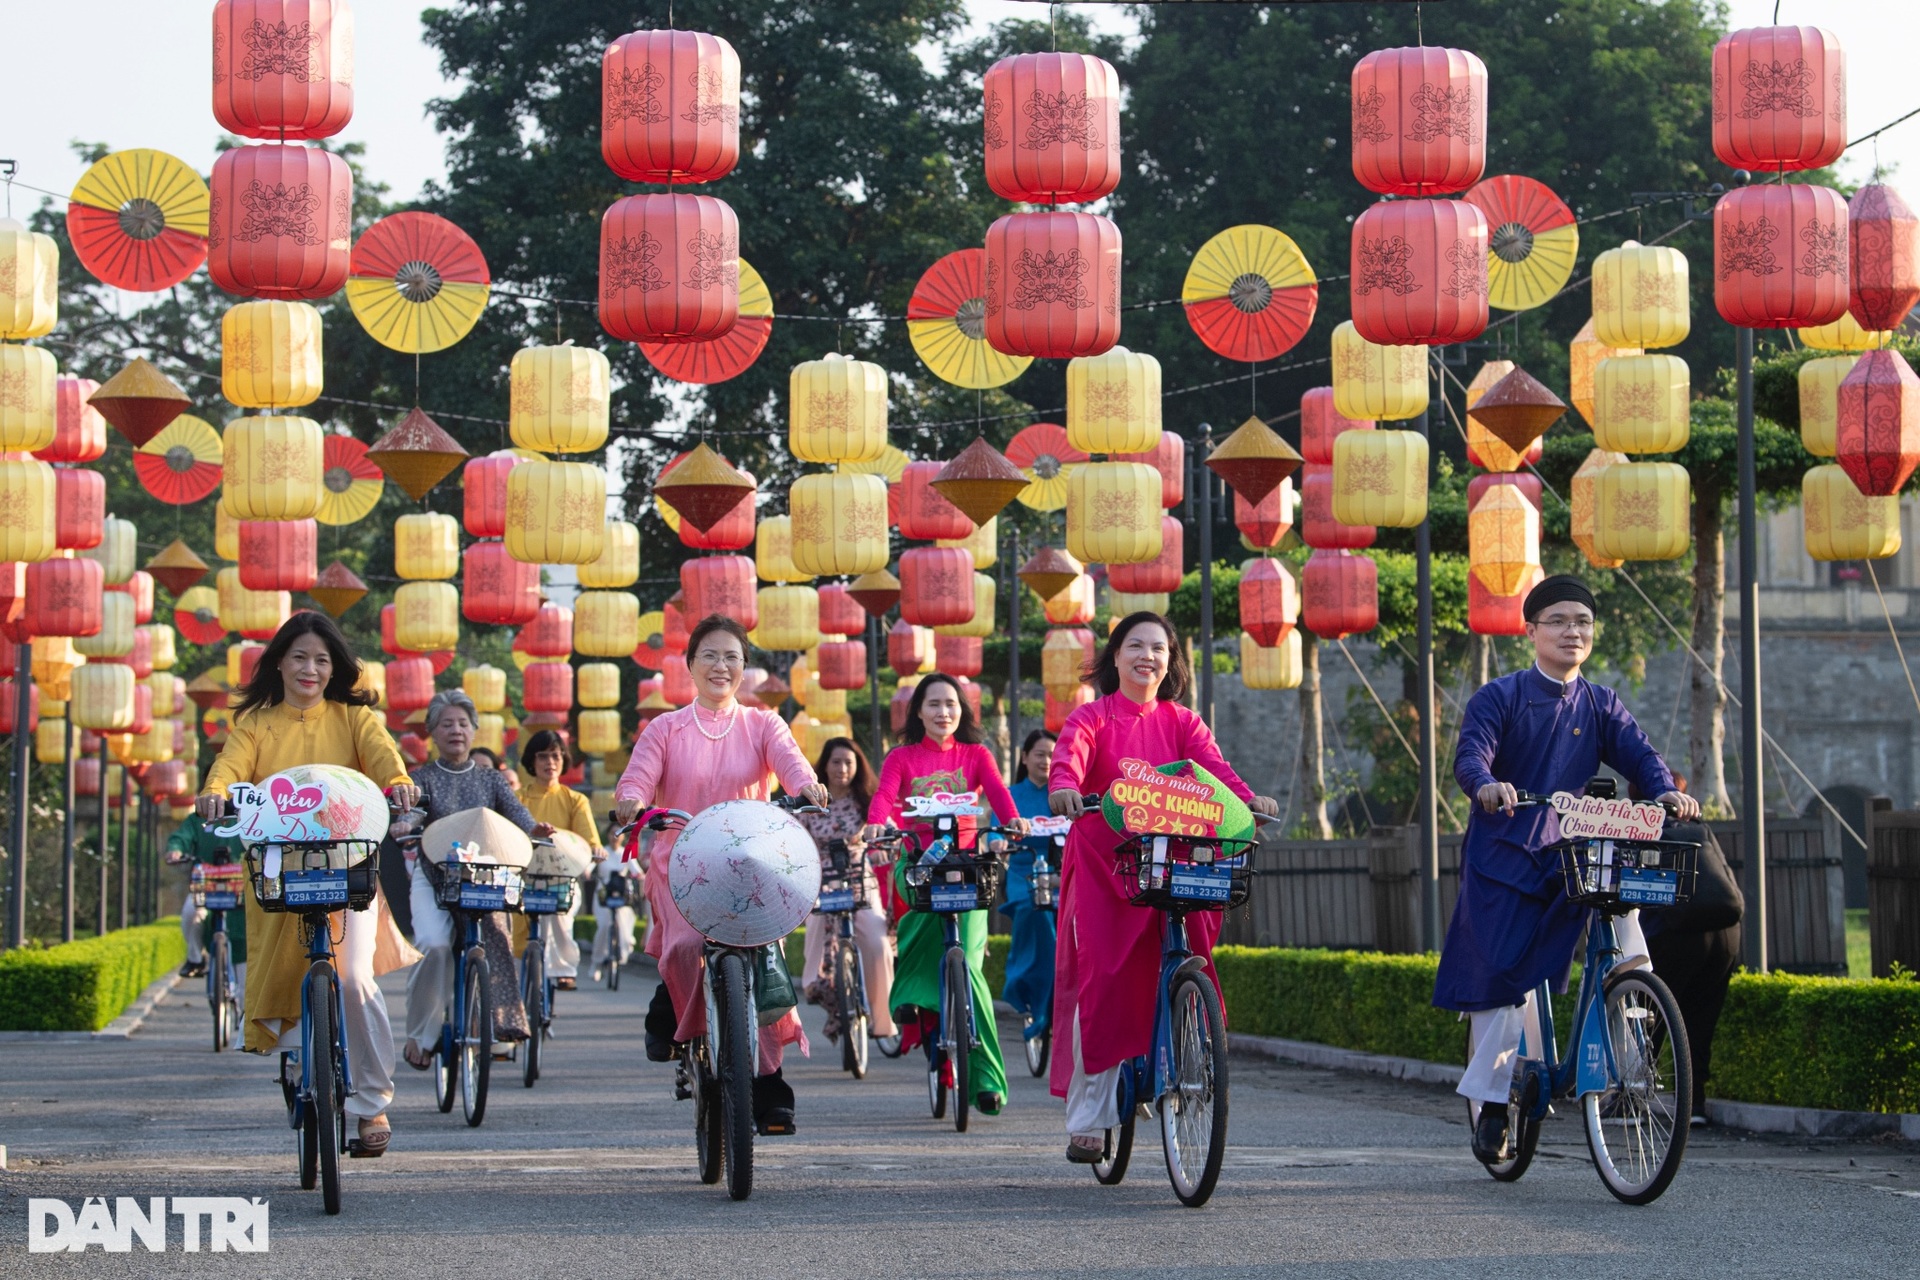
[1044,684,1096,734]
[754,514,805,584]
[1471,367,1567,458]
[1239,557,1299,648]
[211,1,354,139]
[1569,448,1628,570]
[1848,183,1920,333]
[1300,465,1376,551]
[814,640,866,691]
[1240,630,1302,691]
[206,144,352,299]
[1593,462,1691,561]
[33,635,82,699]
[385,656,433,712]
[786,472,889,578]
[116,574,160,628]
[1568,318,1640,427]
[937,516,998,570]
[457,663,504,714]
[933,634,983,679]
[933,573,996,640]
[222,415,322,519]
[1714,185,1850,330]
[517,661,573,715]
[982,52,1120,204]
[365,406,467,502]
[575,591,642,658]
[1591,242,1690,349]
[235,518,317,592]
[509,345,610,455]
[789,354,887,464]
[22,558,102,640]
[1331,430,1427,528]
[88,358,190,451]
[1711,26,1846,172]
[897,461,974,542]
[1107,517,1183,594]
[753,584,819,653]
[70,663,136,731]
[887,621,935,678]
[38,376,107,465]
[461,541,541,627]
[1468,484,1541,597]
[1065,346,1161,455]
[506,461,608,565]
[1234,476,1294,549]
[659,655,693,707]
[846,569,900,620]
[680,555,757,630]
[1299,387,1372,467]
[82,515,136,587]
[931,438,1028,529]
[568,663,616,709]
[897,548,974,628]
[983,211,1122,359]
[105,625,154,679]
[221,300,322,408]
[1350,46,1488,196]
[578,519,640,590]
[0,345,56,452]
[601,28,740,184]
[1066,461,1162,565]
[393,581,458,652]
[1041,627,1094,695]
[462,454,522,538]
[1803,464,1901,562]
[1464,360,1536,473]
[35,718,67,765]
[1801,312,1887,353]
[653,444,754,537]
[214,566,290,640]
[814,584,864,640]
[1301,549,1378,640]
[1592,355,1690,454]
[145,540,209,598]
[1470,564,1546,637]
[389,512,458,582]
[0,459,58,564]
[1042,573,1097,627]
[53,467,105,552]
[1331,322,1427,422]
[1115,429,1184,509]
[599,193,738,344]
[569,708,618,756]
[1350,198,1488,346]
[1798,354,1858,457]
[1836,349,1920,497]
[0,217,58,340]
[143,624,176,673]
[1467,472,1543,523]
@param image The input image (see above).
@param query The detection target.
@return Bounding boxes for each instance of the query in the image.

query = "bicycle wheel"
[294,1057,318,1191]
[714,950,755,1201]
[694,1053,723,1185]
[927,1045,948,1120]
[607,947,622,991]
[1093,1072,1135,1186]
[307,966,343,1216]
[521,945,544,1089]
[1583,968,1692,1205]
[210,931,231,1053]
[433,1019,456,1113]
[1162,968,1230,1207]
[944,946,973,1134]
[1023,1016,1051,1077]
[837,941,868,1079]
[1464,1024,1541,1183]
[461,949,492,1128]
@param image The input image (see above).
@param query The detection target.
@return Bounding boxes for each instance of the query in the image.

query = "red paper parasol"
[1003,422,1087,513]
[907,248,1033,389]
[641,259,773,384]
[66,150,209,292]
[132,414,222,505]
[1182,225,1318,363]
[345,212,492,354]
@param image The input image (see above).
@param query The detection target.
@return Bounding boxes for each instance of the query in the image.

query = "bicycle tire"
[522,945,544,1089]
[211,931,231,1053]
[1162,968,1229,1208]
[927,1052,948,1119]
[715,950,755,1201]
[296,1064,318,1191]
[433,1018,456,1113]
[462,949,492,1128]
[308,965,343,1215]
[694,1054,723,1185]
[607,951,621,991]
[1023,1017,1051,1077]
[837,942,868,1079]
[945,946,972,1135]
[1093,1072,1134,1186]
[1464,1024,1541,1183]
[1583,968,1692,1205]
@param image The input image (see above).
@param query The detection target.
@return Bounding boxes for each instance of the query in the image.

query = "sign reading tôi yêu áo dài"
[1107,758,1226,837]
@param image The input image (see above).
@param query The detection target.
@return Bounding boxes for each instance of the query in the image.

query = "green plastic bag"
[1101,759,1255,844]
[754,939,798,1026]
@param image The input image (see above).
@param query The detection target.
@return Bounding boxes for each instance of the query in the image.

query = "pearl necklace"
[691,700,738,742]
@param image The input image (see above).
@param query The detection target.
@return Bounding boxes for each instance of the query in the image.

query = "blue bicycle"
[175,853,245,1052]
[1018,818,1067,1078]
[518,866,575,1089]
[420,853,521,1127]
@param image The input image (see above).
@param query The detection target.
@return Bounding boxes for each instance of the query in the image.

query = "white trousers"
[265,906,395,1120]
[180,897,206,964]
[799,899,897,1037]
[590,902,637,977]
[1065,1011,1122,1139]
[403,859,456,1048]
[545,889,582,979]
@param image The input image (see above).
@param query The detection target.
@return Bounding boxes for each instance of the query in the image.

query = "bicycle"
[597,867,638,991]
[1080,794,1273,1208]
[1018,816,1069,1078]
[177,854,245,1053]
[1468,784,1698,1205]
[815,839,874,1079]
[518,862,575,1089]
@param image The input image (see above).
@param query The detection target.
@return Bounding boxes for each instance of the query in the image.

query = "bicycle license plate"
[929,884,978,913]
[817,887,857,913]
[1168,863,1234,903]
[203,891,241,910]
[1616,866,1679,906]
[521,888,562,914]
[458,884,511,911]
[281,869,349,907]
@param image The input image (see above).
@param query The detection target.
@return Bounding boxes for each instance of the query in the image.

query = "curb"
[1229,1032,1465,1087]
[0,971,181,1042]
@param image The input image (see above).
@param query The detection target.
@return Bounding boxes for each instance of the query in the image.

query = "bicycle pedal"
[345,1139,386,1160]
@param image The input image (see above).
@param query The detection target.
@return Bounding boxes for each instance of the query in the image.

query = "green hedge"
[1215,947,1463,1065]
[0,924,186,1032]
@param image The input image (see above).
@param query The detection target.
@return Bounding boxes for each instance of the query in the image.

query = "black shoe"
[752,1069,796,1134]
[179,961,205,979]
[1472,1103,1512,1164]
[644,982,678,1060]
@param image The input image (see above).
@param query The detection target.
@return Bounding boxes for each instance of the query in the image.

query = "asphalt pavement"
[1,958,1913,1277]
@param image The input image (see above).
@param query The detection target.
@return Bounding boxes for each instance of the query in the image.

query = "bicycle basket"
[1555,837,1699,911]
[197,863,248,911]
[903,853,1002,915]
[520,872,577,916]
[1112,834,1254,912]
[249,842,382,914]
[816,855,868,914]
[425,857,526,912]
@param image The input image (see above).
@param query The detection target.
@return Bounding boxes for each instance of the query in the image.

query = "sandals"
[402,1040,433,1071]
[350,1116,390,1159]
[555,976,577,991]
[1066,1135,1104,1164]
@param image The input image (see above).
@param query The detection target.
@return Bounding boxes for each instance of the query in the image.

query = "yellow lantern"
[1066,462,1161,565]
[575,590,642,658]
[1592,354,1690,454]
[69,663,135,731]
[1799,312,1889,352]
[0,345,57,451]
[505,461,607,565]
[0,217,59,340]
[1590,241,1688,350]
[509,345,611,455]
[85,514,136,584]
[35,718,67,765]
[474,713,506,757]
[801,677,848,723]
[1108,589,1170,617]
[1463,359,1525,471]
[788,472,889,577]
[226,642,263,690]
[1570,448,1628,570]
[40,696,67,720]
[755,514,809,584]
[75,591,136,658]
[578,520,640,589]
[1593,461,1690,561]
[463,663,507,713]
[1331,429,1427,528]
[221,300,323,409]
[146,671,179,718]
[222,415,323,519]
[394,512,461,580]
[937,515,998,569]
[578,708,624,755]
[358,660,386,708]
[1568,317,1641,427]
[789,354,888,464]
[130,718,174,764]
[30,636,80,701]
[215,504,240,561]
[1042,573,1096,626]
[788,655,812,704]
[578,662,621,708]
[141,624,176,672]
[0,459,58,563]
[1468,484,1541,596]
[1331,321,1427,421]
[1041,628,1092,694]
[1797,355,1859,458]
[393,581,459,651]
[215,567,289,639]
[1802,464,1902,562]
[1240,630,1302,690]
[756,585,822,652]
[934,573,996,639]
[1066,346,1162,455]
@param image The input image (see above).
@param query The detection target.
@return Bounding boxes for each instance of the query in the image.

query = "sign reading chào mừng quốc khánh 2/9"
[1105,758,1226,837]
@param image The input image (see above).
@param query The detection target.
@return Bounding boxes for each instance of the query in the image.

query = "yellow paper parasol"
[133,414,222,505]
[1003,423,1086,512]
[66,149,208,292]
[907,248,1033,389]
[316,435,385,526]
[345,212,492,354]
[1463,176,1579,313]
[1182,225,1318,362]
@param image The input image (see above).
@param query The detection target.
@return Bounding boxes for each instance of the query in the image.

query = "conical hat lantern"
[308,561,369,617]
[1468,366,1565,453]
[366,407,469,502]
[847,568,901,617]
[931,437,1028,527]
[88,357,189,448]
[1018,546,1084,603]
[144,539,208,596]
[653,443,755,534]
[1205,415,1302,505]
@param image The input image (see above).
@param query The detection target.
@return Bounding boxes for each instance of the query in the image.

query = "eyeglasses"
[692,649,744,668]
[1533,616,1595,633]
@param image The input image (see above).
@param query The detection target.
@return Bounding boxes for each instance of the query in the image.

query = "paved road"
[1,960,1913,1277]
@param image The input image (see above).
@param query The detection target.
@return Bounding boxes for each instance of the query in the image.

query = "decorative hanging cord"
[1865,561,1920,722]
[1334,636,1466,832]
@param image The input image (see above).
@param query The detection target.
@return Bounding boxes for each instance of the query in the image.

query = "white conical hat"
[527,828,594,877]
[667,799,822,947]
[421,807,534,869]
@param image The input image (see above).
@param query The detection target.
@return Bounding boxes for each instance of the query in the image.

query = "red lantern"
[1301,549,1378,640]
[1711,26,1846,173]
[934,634,983,679]
[1714,184,1850,329]
[599,193,739,344]
[462,455,521,539]
[601,29,739,185]
[661,654,694,707]
[1351,46,1488,196]
[234,643,264,690]
[889,681,916,737]
[898,547,975,628]
[1300,465,1376,550]
[1468,564,1545,637]
[984,211,1122,359]
[77,756,102,797]
[39,376,107,464]
[660,454,755,549]
[816,639,867,691]
[1300,387,1374,465]
[982,53,1121,205]
[207,144,353,300]
[398,733,429,765]
[0,565,23,645]
[462,541,542,627]
[953,675,983,724]
[1045,684,1095,734]
[108,571,155,626]
[522,662,573,714]
[380,603,423,660]
[142,759,186,801]
[1849,183,1920,333]
[817,584,865,639]
[1234,478,1294,549]
[1836,349,1920,497]
[897,461,975,542]
[1467,471,1543,515]
[129,684,154,736]
[1351,198,1488,345]
[679,555,757,630]
[888,619,933,678]
[54,467,105,551]
[1239,558,1299,648]
[663,598,689,654]
[518,603,575,659]
[0,680,39,735]
[22,557,103,638]
[1115,430,1185,509]
[212,1,355,140]
[1107,517,1183,594]
[237,518,317,592]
